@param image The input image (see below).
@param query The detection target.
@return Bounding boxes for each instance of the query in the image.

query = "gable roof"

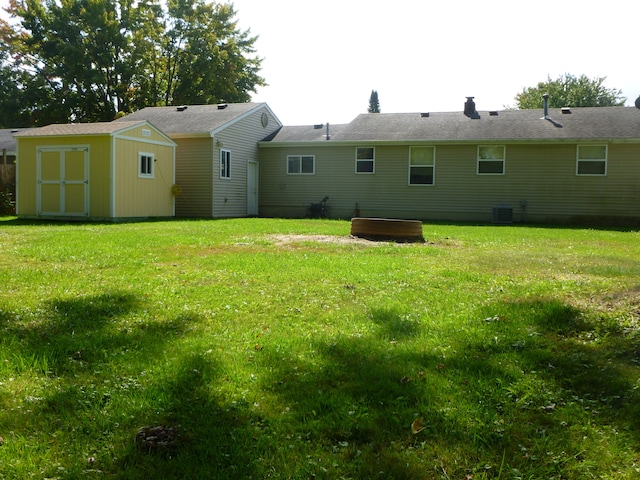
[116,103,281,136]
[262,106,640,145]
[13,121,151,137]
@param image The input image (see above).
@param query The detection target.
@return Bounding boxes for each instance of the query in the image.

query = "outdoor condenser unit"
[492,205,513,225]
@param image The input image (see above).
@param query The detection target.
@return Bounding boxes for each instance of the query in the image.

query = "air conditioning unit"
[492,205,513,224]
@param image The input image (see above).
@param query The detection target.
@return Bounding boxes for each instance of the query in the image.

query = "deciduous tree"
[515,74,625,109]
[1,0,265,125]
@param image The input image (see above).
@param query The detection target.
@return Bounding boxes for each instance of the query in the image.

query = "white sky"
[3,0,639,126]
[231,0,640,125]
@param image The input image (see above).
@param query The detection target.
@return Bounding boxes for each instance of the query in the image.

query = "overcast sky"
[3,0,639,126]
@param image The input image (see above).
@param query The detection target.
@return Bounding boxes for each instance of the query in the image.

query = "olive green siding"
[174,137,214,217]
[258,142,640,224]
[174,108,280,218]
[212,110,278,218]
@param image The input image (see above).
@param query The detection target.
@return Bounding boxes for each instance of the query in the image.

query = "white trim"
[286,155,315,175]
[355,146,375,174]
[408,146,435,186]
[36,145,90,217]
[138,152,155,178]
[116,134,175,147]
[110,135,116,218]
[576,144,607,176]
[220,149,231,179]
[477,145,506,175]
[209,103,284,137]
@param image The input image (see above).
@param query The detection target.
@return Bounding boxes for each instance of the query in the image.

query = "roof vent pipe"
[325,123,330,141]
[542,94,550,119]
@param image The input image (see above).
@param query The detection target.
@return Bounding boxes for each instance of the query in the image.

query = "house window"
[139,153,154,178]
[356,147,375,173]
[478,145,505,174]
[220,149,231,179]
[577,145,607,175]
[287,155,315,174]
[409,146,435,185]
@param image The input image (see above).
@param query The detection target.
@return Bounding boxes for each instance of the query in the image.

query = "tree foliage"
[368,90,380,113]
[0,0,265,126]
[515,73,625,109]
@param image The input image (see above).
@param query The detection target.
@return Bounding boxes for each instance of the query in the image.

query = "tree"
[515,74,625,109]
[1,0,265,124]
[368,90,380,113]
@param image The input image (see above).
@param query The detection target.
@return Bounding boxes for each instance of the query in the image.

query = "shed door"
[37,147,89,216]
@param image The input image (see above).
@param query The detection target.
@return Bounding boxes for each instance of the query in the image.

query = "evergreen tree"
[368,90,380,113]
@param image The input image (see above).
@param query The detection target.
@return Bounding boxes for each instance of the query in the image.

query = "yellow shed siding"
[113,137,174,218]
[17,125,175,220]
[17,136,111,218]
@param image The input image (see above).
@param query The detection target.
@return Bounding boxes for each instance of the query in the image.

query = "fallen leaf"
[436,363,445,370]
[254,344,263,351]
[411,417,425,435]
[400,375,411,384]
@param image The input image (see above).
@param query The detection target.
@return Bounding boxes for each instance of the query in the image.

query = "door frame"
[247,160,259,216]
[36,145,89,217]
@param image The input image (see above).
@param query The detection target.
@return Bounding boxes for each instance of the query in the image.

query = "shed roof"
[13,121,149,137]
[116,103,279,136]
[263,106,640,144]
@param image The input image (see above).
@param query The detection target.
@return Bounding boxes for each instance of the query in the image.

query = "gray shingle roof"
[115,103,267,135]
[0,128,33,152]
[264,107,640,144]
[13,121,148,137]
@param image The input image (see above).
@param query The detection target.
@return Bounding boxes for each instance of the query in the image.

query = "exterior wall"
[211,108,281,217]
[16,135,111,218]
[113,136,174,219]
[258,142,640,225]
[174,136,214,217]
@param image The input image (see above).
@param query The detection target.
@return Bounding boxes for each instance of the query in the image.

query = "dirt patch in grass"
[268,234,380,246]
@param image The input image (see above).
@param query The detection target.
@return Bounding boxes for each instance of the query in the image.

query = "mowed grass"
[0,217,639,479]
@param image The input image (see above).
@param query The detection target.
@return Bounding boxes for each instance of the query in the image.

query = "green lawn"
[0,218,639,479]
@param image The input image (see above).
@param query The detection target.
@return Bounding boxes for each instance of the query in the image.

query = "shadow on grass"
[251,296,640,478]
[0,291,262,479]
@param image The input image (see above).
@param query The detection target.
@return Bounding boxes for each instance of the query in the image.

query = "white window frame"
[220,149,231,179]
[287,155,315,175]
[477,145,505,175]
[355,147,375,174]
[138,152,154,178]
[576,145,607,176]
[408,146,435,186]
